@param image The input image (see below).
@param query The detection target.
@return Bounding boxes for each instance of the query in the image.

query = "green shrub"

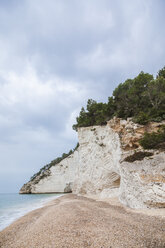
[124,151,153,162]
[139,126,165,149]
[133,112,150,125]
[73,66,165,130]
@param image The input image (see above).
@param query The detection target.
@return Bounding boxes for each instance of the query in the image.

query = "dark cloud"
[0,0,164,192]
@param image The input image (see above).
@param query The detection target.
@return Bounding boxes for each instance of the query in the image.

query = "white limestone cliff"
[20,151,78,194]
[20,118,165,209]
[72,125,121,197]
[120,151,165,208]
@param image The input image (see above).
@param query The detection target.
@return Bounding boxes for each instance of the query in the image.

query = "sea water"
[0,193,62,231]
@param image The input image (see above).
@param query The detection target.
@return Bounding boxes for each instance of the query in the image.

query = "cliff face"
[20,118,165,209]
[120,151,165,208]
[20,151,78,194]
[73,124,121,197]
[109,118,165,208]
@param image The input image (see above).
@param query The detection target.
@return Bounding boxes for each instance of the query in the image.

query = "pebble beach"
[0,194,165,248]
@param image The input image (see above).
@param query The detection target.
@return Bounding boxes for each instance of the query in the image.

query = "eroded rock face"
[108,117,165,151]
[20,118,165,209]
[20,151,78,194]
[72,125,121,197]
[120,151,165,208]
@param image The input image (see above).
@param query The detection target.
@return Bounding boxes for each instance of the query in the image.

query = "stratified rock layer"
[120,151,165,208]
[73,125,121,197]
[20,118,165,209]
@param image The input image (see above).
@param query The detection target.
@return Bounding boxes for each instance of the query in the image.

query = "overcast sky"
[0,0,165,193]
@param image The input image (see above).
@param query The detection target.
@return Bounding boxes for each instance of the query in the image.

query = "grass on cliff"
[30,143,79,181]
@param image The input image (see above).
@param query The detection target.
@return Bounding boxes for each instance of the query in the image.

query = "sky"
[0,0,165,193]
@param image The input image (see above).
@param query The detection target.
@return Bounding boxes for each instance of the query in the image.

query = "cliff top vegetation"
[73,66,165,130]
[139,125,165,150]
[29,67,165,182]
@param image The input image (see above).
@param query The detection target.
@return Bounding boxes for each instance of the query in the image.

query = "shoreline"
[0,193,63,232]
[0,194,165,248]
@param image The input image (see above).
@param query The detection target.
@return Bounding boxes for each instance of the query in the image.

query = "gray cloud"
[0,0,164,192]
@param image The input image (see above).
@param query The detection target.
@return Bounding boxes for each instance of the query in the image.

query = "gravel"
[0,194,165,248]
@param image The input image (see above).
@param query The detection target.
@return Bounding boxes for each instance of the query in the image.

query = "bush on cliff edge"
[139,126,165,149]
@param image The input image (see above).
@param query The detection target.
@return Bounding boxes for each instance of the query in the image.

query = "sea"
[0,193,62,231]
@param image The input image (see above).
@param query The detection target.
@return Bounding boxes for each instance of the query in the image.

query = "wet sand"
[0,194,165,248]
